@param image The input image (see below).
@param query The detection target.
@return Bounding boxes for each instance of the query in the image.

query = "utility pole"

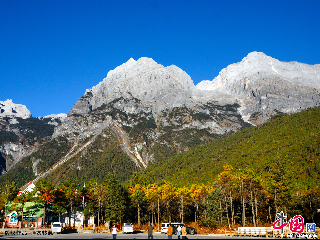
[157,198,160,232]
[276,211,287,237]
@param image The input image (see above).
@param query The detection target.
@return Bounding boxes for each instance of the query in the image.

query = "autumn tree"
[190,184,212,223]
[85,179,108,226]
[57,178,82,226]
[159,181,177,222]
[175,186,191,224]
[217,164,238,227]
[240,167,264,227]
[144,183,162,226]
[128,184,146,225]
[33,179,55,225]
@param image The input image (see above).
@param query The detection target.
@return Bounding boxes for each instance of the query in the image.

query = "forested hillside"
[138,107,320,187]
[131,106,320,225]
[43,129,139,186]
[0,129,139,188]
[0,136,70,187]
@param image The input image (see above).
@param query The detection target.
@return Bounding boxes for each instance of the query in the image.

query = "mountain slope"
[136,106,320,191]
[1,103,241,187]
[0,116,63,174]
[52,52,320,172]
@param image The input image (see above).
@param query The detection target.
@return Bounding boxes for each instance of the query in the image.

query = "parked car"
[122,223,133,234]
[161,222,181,234]
[51,222,62,234]
[172,223,195,235]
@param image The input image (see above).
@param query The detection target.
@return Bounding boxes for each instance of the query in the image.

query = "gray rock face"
[68,57,197,117]
[51,52,320,170]
[66,52,320,129]
[43,113,67,121]
[0,111,65,173]
[0,99,31,119]
[0,142,36,173]
[0,100,32,172]
[197,52,320,124]
[197,52,320,91]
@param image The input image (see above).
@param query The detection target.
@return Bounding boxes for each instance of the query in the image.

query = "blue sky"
[1,0,320,117]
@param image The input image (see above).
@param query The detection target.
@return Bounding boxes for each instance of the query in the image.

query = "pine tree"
[104,174,125,224]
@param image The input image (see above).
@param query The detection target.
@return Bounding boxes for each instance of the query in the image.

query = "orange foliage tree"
[128,184,146,225]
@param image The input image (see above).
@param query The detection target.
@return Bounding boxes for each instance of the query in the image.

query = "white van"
[122,223,133,234]
[51,222,62,234]
[161,222,180,234]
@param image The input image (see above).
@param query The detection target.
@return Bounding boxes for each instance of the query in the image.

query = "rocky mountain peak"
[0,99,31,119]
[198,51,320,92]
[243,51,268,62]
[69,58,197,117]
[196,52,320,124]
[68,52,320,125]
[105,57,161,80]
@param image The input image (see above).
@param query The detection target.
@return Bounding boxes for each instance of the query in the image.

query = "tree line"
[0,175,214,227]
[0,165,319,228]
[0,174,125,226]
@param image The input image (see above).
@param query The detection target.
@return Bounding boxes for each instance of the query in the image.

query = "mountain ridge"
[1,52,320,185]
[67,52,320,125]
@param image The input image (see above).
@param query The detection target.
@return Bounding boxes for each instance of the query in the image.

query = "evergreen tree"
[0,181,19,216]
[204,184,223,227]
[104,174,125,223]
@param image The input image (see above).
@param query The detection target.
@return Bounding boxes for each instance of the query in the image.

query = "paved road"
[0,232,267,239]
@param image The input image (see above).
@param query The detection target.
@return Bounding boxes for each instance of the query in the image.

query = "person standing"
[111,225,118,239]
[181,225,187,239]
[147,223,154,239]
[177,225,182,239]
[167,223,173,239]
